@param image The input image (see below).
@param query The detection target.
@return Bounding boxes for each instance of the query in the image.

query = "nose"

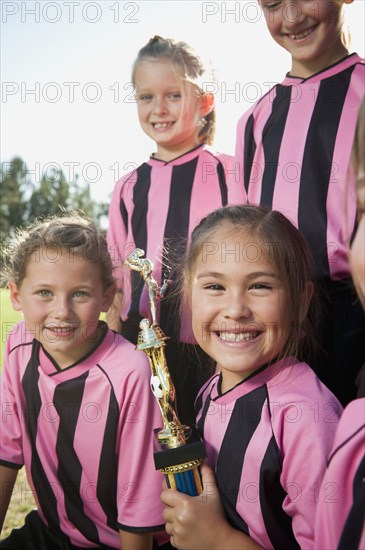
[54,295,71,319]
[282,0,305,27]
[223,293,252,321]
[153,96,168,116]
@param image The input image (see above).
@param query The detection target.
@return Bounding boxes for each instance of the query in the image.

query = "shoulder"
[236,81,282,130]
[98,329,152,383]
[267,360,342,426]
[201,147,233,163]
[200,147,236,174]
[329,398,365,459]
[195,373,219,407]
[5,320,34,354]
[111,162,149,194]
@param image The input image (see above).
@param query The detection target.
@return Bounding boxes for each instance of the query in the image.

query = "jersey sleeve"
[106,172,135,290]
[274,391,342,549]
[0,336,25,469]
[115,351,165,531]
[314,399,365,549]
[234,105,256,194]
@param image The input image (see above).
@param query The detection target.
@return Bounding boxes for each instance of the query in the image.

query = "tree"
[0,157,29,240]
[1,157,109,240]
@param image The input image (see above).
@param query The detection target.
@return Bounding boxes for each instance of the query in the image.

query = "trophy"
[125,248,206,496]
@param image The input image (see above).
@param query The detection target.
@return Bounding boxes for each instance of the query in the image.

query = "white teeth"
[46,327,74,332]
[289,26,315,40]
[220,331,259,342]
[153,122,173,129]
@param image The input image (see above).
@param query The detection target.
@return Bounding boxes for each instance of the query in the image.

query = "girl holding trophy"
[161,205,342,549]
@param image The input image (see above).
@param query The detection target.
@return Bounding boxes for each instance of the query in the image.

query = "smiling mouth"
[286,24,318,41]
[152,122,175,129]
[45,326,77,336]
[219,331,261,343]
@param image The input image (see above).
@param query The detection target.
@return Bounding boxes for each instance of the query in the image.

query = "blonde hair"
[132,35,215,145]
[1,213,115,290]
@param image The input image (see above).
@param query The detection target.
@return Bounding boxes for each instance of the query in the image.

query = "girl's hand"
[161,462,232,550]
[161,463,264,549]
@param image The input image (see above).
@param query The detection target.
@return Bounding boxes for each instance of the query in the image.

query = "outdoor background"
[1,0,365,539]
[2,1,365,209]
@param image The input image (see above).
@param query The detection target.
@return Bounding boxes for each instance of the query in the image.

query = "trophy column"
[125,249,206,496]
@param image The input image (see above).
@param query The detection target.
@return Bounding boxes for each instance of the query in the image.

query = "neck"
[290,45,349,79]
[154,141,201,162]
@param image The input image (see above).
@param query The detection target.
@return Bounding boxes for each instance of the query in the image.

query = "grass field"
[0,289,36,540]
[0,289,22,370]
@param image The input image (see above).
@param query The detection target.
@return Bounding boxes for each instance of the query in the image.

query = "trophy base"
[153,426,206,469]
[153,426,206,495]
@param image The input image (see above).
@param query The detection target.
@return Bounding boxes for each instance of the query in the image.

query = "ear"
[299,281,314,323]
[199,92,215,117]
[101,284,117,313]
[8,280,23,312]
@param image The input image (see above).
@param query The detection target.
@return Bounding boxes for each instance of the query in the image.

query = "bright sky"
[1,0,364,203]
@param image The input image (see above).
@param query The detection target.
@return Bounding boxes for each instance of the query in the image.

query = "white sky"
[1,0,364,203]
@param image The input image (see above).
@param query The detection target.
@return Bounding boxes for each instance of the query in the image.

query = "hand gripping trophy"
[125,248,205,495]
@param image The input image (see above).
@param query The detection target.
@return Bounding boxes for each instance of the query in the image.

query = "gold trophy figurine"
[125,248,190,447]
[125,249,206,495]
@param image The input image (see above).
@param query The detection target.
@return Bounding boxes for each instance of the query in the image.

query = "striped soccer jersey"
[314,398,365,550]
[0,321,165,548]
[195,357,343,550]
[107,144,243,344]
[235,53,365,279]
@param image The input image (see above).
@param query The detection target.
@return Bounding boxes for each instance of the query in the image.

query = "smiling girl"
[107,36,244,427]
[234,0,365,407]
[161,205,342,549]
[0,214,167,550]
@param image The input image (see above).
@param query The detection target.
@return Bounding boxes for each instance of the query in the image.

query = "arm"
[0,465,18,532]
[119,530,153,550]
[161,463,264,550]
[106,176,130,333]
[115,350,166,536]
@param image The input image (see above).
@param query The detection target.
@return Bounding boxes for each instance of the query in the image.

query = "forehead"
[25,248,95,274]
[134,58,190,87]
[194,225,277,271]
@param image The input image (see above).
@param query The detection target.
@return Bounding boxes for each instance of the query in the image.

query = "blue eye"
[37,289,52,298]
[73,291,88,298]
[168,93,182,100]
[138,94,152,101]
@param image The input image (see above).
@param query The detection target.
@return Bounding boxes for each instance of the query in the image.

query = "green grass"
[1,289,23,371]
[1,289,35,540]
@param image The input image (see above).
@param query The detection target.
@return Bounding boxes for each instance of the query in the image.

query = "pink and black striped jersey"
[195,357,342,550]
[0,321,165,548]
[235,53,365,279]
[315,398,365,550]
[107,144,243,344]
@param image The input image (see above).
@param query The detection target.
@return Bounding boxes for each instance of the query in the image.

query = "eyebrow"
[196,271,278,280]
